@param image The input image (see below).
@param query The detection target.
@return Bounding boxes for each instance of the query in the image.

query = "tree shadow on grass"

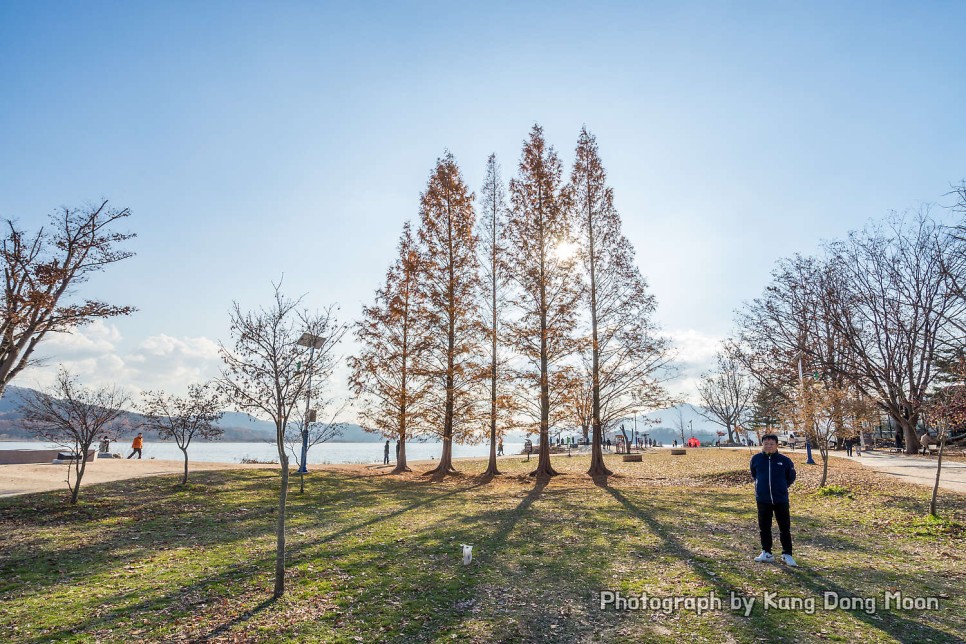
[604,487,960,643]
[289,480,558,642]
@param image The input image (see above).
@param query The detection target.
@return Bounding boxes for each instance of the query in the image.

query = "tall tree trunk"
[902,418,921,455]
[930,434,946,517]
[181,447,189,485]
[531,268,558,478]
[483,399,499,476]
[586,195,610,478]
[392,395,411,474]
[394,323,413,475]
[588,422,610,477]
[425,380,458,476]
[484,256,500,477]
[274,453,289,599]
[392,435,410,474]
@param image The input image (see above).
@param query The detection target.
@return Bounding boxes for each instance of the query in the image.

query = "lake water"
[0,440,526,464]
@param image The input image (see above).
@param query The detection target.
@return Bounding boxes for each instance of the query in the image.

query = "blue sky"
[1,1,964,408]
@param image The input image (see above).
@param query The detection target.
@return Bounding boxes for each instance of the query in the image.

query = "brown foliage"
[416,153,483,477]
[0,201,136,395]
[348,222,432,473]
[505,125,580,477]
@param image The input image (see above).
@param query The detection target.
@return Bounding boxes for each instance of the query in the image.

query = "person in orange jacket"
[128,433,144,459]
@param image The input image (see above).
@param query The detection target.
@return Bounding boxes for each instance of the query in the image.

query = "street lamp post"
[296,332,326,474]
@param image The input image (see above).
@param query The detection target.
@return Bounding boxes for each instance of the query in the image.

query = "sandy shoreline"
[0,455,494,498]
[0,459,279,498]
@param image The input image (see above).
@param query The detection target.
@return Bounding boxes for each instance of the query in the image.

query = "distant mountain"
[0,385,382,443]
[0,386,731,445]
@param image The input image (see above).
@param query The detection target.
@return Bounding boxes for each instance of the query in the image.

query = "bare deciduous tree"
[218,283,344,599]
[20,369,128,503]
[285,400,347,493]
[827,213,964,454]
[0,201,136,395]
[139,383,224,485]
[697,351,754,444]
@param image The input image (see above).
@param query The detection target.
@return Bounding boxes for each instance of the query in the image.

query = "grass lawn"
[0,449,964,643]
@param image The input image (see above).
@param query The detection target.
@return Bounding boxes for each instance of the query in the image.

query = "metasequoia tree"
[0,201,135,396]
[505,125,580,478]
[348,222,431,474]
[477,153,514,476]
[417,153,483,478]
[139,383,224,485]
[827,214,964,454]
[218,284,344,599]
[697,350,754,444]
[20,369,128,503]
[570,127,672,477]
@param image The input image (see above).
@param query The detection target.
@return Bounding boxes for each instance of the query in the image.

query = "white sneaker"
[754,551,774,563]
[781,554,798,567]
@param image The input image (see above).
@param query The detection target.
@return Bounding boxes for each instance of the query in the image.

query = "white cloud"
[662,328,724,403]
[19,323,222,398]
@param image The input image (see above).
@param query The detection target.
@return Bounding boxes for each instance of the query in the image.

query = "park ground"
[0,450,964,643]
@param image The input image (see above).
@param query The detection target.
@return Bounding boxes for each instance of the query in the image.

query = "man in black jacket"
[750,434,798,566]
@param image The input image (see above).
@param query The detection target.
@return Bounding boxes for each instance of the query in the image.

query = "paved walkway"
[825,450,966,494]
[719,445,966,494]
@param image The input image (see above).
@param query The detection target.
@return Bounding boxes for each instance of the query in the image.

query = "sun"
[552,239,578,261]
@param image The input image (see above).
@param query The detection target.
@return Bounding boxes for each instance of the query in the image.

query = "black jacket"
[750,451,796,504]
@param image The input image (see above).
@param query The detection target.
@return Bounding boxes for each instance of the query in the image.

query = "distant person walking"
[98,435,111,454]
[844,437,854,457]
[751,434,798,567]
[384,440,390,465]
[497,439,504,456]
[128,433,144,459]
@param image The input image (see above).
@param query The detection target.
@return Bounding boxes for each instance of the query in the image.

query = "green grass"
[1,450,964,643]
[816,484,854,499]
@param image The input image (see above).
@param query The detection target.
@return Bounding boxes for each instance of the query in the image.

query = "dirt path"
[0,459,274,498]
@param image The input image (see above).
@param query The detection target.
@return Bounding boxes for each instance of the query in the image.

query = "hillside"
[0,385,378,443]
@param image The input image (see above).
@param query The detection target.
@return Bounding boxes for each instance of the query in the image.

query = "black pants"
[757,501,792,555]
[384,453,389,464]
[128,448,141,459]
